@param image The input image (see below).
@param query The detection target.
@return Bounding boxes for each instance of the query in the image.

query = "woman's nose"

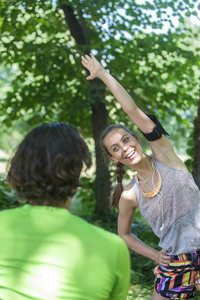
[123,145,129,152]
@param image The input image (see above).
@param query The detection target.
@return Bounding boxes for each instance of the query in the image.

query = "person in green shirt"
[0,122,130,300]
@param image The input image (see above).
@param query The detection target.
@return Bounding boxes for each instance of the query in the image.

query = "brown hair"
[7,122,92,205]
[101,124,137,207]
[111,162,125,207]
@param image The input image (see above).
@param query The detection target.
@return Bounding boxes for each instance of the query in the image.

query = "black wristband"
[141,114,169,141]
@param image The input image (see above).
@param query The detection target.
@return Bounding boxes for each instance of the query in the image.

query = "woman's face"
[103,128,143,167]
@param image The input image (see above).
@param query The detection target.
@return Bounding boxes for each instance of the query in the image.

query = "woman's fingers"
[81,54,92,62]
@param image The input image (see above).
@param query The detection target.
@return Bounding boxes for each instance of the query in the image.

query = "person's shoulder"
[154,156,189,173]
[95,227,129,253]
[0,205,24,216]
[120,181,138,208]
[0,205,26,231]
[75,215,126,244]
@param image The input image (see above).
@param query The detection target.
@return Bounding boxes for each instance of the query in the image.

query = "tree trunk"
[60,1,111,214]
[193,82,200,188]
[90,80,111,215]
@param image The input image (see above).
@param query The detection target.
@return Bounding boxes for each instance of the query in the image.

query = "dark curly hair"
[7,122,92,205]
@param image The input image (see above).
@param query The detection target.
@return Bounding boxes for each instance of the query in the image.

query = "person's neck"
[29,197,71,211]
[135,155,153,180]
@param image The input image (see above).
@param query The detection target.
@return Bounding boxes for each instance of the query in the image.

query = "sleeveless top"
[131,158,200,255]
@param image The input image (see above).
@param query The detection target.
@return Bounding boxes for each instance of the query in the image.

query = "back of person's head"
[7,122,92,205]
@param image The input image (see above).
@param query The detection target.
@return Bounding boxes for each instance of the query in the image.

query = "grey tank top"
[131,159,200,255]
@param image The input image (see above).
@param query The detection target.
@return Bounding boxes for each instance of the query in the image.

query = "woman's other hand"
[155,249,171,266]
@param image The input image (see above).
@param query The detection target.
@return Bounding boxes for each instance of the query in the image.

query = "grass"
[128,283,153,299]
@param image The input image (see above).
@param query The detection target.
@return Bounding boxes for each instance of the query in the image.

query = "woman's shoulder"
[150,136,188,172]
[120,181,138,208]
[154,156,189,173]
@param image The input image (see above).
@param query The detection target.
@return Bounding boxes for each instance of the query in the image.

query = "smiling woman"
[81,53,200,300]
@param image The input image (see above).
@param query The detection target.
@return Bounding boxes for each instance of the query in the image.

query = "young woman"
[0,122,130,300]
[81,53,200,300]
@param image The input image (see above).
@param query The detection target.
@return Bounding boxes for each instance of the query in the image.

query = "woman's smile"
[125,149,136,159]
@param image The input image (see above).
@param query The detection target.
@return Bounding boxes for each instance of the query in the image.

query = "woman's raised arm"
[81,53,187,170]
[81,53,155,133]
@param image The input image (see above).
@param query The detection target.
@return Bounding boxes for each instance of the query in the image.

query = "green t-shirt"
[0,205,130,300]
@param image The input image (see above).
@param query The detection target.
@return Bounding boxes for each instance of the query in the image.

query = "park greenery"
[0,0,200,298]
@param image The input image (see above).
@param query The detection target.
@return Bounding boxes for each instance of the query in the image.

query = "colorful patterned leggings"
[154,250,200,299]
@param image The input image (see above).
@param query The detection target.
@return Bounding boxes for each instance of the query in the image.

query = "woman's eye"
[124,137,129,143]
[113,146,119,152]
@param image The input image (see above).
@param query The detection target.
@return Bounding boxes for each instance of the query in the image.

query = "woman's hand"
[155,249,171,266]
[81,53,105,80]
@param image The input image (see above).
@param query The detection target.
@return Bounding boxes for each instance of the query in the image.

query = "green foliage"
[72,174,119,233]
[0,120,28,153]
[71,175,96,217]
[128,283,153,300]
[0,0,199,131]
[0,177,22,210]
[0,0,92,133]
[185,130,194,172]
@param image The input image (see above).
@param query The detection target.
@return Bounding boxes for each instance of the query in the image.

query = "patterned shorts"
[154,250,200,299]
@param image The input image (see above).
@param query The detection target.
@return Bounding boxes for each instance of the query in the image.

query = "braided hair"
[111,162,125,207]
